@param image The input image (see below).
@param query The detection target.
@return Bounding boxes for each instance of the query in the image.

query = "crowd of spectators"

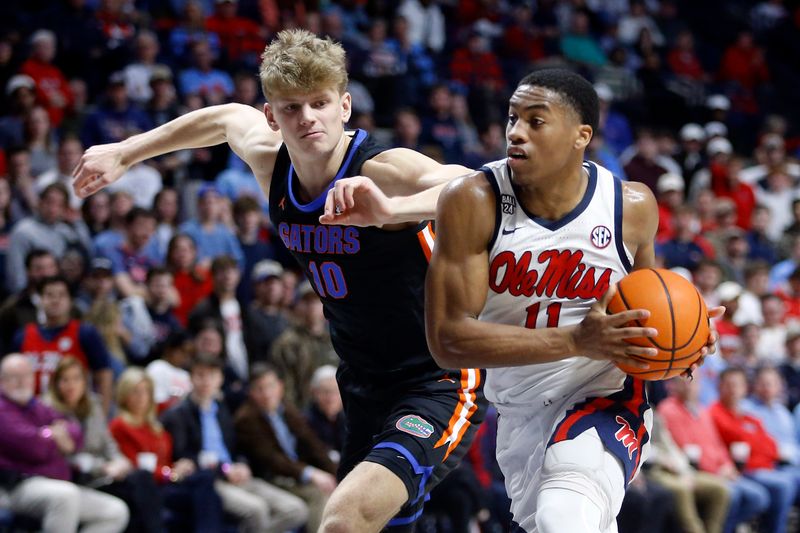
[0,0,800,531]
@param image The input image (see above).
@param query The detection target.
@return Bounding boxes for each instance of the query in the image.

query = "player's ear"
[575,125,593,150]
[264,103,279,131]
[341,92,352,123]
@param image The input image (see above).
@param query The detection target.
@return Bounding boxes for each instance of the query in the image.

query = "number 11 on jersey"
[525,302,562,329]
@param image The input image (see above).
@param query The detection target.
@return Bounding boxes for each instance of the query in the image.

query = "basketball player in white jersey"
[421,69,722,533]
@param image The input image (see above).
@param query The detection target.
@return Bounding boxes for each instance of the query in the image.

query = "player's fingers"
[595,283,617,313]
[624,346,658,358]
[322,189,336,219]
[614,354,650,369]
[708,305,725,319]
[608,308,650,326]
[333,182,347,215]
[616,326,658,339]
[344,183,355,209]
[72,159,84,179]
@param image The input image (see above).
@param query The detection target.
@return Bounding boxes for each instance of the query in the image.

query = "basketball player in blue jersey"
[419,70,723,533]
[72,29,489,532]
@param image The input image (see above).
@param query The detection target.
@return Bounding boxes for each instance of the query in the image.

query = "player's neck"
[516,165,588,221]
[288,133,352,201]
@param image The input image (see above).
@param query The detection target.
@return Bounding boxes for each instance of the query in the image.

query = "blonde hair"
[85,300,126,363]
[259,29,348,99]
[47,356,92,420]
[116,367,163,433]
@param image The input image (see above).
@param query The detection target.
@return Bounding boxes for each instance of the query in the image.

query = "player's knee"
[536,486,604,533]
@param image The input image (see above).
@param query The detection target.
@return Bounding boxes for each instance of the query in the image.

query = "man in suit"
[161,354,308,533]
[235,363,337,532]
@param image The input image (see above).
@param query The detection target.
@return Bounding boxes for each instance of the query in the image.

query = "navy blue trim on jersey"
[374,441,433,506]
[513,161,597,231]
[287,129,368,212]
[613,175,633,273]
[480,166,502,251]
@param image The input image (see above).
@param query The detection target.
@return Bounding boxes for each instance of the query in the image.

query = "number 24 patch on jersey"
[396,415,435,439]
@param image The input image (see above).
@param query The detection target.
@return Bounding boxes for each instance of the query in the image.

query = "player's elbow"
[426,325,460,369]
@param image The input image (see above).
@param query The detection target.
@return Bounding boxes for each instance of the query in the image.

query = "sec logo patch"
[590,225,612,249]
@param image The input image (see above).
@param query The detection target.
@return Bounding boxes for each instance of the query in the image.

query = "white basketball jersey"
[480,159,634,413]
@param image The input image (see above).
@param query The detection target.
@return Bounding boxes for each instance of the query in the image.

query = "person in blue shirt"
[179,184,244,270]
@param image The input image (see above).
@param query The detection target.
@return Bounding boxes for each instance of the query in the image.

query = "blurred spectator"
[617,473,678,533]
[771,234,800,292]
[145,267,182,349]
[189,255,251,382]
[166,233,214,327]
[247,259,289,364]
[694,189,718,233]
[20,30,73,127]
[123,31,163,105]
[35,136,84,211]
[693,259,723,308]
[747,205,778,265]
[396,0,445,54]
[386,14,437,110]
[740,134,800,186]
[756,295,788,365]
[152,187,181,262]
[734,262,771,327]
[5,183,92,294]
[13,275,113,410]
[667,30,708,83]
[205,0,266,68]
[304,365,344,458]
[162,354,309,532]
[780,332,800,410]
[655,172,685,241]
[23,106,57,178]
[617,1,665,47]
[146,330,194,413]
[97,207,159,299]
[709,367,797,533]
[710,158,757,233]
[718,230,750,287]
[191,317,246,412]
[84,292,129,371]
[82,190,112,238]
[234,363,337,533]
[392,108,423,151]
[776,267,800,328]
[596,47,642,103]
[656,204,715,271]
[560,11,606,68]
[0,354,129,532]
[46,356,162,533]
[719,30,770,93]
[658,375,770,533]
[623,129,674,193]
[780,199,800,258]
[80,72,153,148]
[109,367,224,533]
[676,123,707,186]
[270,282,336,409]
[179,184,244,269]
[1,76,36,151]
[741,366,799,465]
[449,31,506,104]
[595,82,634,157]
[233,196,274,305]
[464,121,507,170]
[420,84,464,164]
[5,146,40,218]
[645,412,730,533]
[0,249,58,353]
[179,39,234,105]
[689,138,734,201]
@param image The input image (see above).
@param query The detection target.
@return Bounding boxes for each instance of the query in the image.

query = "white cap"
[707,137,733,156]
[29,29,56,46]
[716,281,743,302]
[251,259,284,282]
[705,121,728,139]
[657,172,685,193]
[680,123,706,142]
[706,94,731,111]
[670,267,693,283]
[594,82,613,102]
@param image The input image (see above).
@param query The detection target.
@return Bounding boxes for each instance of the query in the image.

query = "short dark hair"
[125,206,156,225]
[41,182,70,203]
[190,352,224,373]
[517,69,599,132]
[249,362,282,383]
[146,266,172,284]
[233,195,261,219]
[37,275,71,296]
[25,249,54,270]
[211,255,238,275]
[719,366,747,382]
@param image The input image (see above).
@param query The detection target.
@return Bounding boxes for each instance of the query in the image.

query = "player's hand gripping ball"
[607,268,709,380]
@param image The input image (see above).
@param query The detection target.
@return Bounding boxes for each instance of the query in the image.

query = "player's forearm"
[428,318,580,369]
[386,183,448,223]
[117,105,233,166]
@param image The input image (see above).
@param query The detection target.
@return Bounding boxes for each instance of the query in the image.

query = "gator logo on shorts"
[396,415,435,439]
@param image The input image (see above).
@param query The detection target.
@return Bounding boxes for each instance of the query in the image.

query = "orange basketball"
[607,268,709,381]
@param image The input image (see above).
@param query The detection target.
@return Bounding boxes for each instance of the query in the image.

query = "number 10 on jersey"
[308,261,348,299]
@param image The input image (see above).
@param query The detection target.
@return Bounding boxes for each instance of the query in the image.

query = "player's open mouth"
[507,150,527,160]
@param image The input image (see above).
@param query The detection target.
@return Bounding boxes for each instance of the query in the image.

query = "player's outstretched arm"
[73,103,279,198]
[319,148,471,226]
[425,175,659,369]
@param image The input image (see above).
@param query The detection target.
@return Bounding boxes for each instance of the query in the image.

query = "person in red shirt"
[165,233,213,327]
[20,30,73,127]
[659,375,769,532]
[109,367,223,532]
[719,31,770,92]
[709,368,796,533]
[667,30,708,82]
[205,0,267,67]
[449,32,506,94]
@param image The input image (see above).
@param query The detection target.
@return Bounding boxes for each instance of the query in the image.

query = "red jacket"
[20,59,73,126]
[708,401,779,471]
[110,416,173,483]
